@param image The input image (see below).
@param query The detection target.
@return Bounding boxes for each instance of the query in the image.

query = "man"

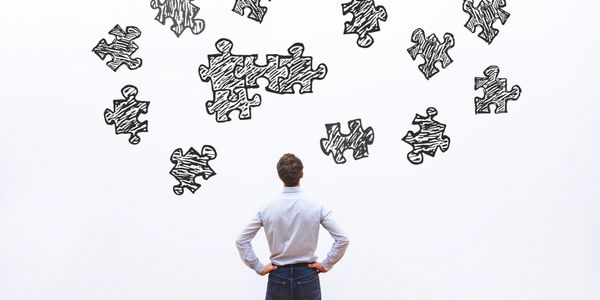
[236,153,350,300]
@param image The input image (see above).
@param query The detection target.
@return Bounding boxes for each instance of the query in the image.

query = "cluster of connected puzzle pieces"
[199,39,328,123]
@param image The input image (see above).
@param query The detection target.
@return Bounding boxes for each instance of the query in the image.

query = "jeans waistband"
[273,262,314,268]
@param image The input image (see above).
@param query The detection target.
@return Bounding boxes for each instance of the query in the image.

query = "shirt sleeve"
[235,211,265,274]
[320,207,350,271]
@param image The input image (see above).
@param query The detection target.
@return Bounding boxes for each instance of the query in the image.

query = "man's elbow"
[338,236,350,247]
[235,237,246,249]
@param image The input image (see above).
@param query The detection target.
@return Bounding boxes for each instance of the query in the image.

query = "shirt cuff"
[321,261,332,271]
[253,261,266,274]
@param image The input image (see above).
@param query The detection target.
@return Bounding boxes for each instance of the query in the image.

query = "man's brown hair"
[277,154,304,187]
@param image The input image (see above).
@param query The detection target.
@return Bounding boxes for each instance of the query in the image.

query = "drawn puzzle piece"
[104,85,149,145]
[170,146,217,195]
[320,119,375,164]
[463,0,510,44]
[402,108,450,165]
[275,43,328,94]
[199,39,248,92]
[235,55,289,93]
[342,0,388,48]
[205,89,261,123]
[232,0,269,23]
[407,28,455,80]
[199,39,262,122]
[475,65,521,114]
[151,0,205,37]
[92,25,143,72]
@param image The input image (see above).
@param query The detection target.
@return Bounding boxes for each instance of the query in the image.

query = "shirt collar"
[282,187,302,193]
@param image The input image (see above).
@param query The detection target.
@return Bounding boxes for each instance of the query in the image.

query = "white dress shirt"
[236,187,350,273]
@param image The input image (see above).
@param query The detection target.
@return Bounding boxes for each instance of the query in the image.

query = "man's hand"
[258,263,278,276]
[308,262,328,273]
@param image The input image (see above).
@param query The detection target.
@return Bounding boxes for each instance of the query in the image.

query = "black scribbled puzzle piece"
[463,0,510,44]
[475,65,521,114]
[199,39,248,92]
[407,28,455,80]
[320,119,375,164]
[205,89,261,123]
[104,85,149,145]
[232,0,269,23]
[342,0,388,48]
[92,25,143,72]
[199,39,262,122]
[275,43,328,94]
[402,108,450,165]
[170,146,217,195]
[151,0,205,37]
[235,55,289,93]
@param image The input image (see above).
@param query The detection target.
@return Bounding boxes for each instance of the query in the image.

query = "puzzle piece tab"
[402,108,450,165]
[151,0,205,37]
[232,0,269,23]
[275,43,328,94]
[235,54,289,93]
[407,28,455,80]
[342,0,388,48]
[475,65,521,114]
[170,146,217,195]
[92,25,143,72]
[205,88,261,123]
[104,85,149,145]
[463,0,510,44]
[320,119,375,164]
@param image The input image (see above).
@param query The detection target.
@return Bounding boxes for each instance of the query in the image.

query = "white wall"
[1,0,599,299]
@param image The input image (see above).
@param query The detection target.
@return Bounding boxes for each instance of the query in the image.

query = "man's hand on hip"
[258,263,278,276]
[308,262,328,273]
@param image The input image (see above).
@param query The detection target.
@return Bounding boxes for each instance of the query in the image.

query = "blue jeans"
[266,263,321,300]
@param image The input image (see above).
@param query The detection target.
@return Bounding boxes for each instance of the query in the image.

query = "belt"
[273,262,314,268]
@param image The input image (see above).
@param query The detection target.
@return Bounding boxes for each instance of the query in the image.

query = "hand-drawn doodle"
[342,0,388,48]
[402,108,450,165]
[104,85,149,145]
[199,39,328,122]
[463,0,510,44]
[320,119,375,164]
[199,39,262,122]
[206,89,262,123]
[150,0,205,37]
[275,43,328,94]
[232,0,269,23]
[407,29,455,80]
[235,55,289,93]
[170,146,217,195]
[475,65,521,114]
[92,25,143,72]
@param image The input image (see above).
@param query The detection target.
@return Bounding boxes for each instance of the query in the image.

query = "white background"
[1,0,599,299]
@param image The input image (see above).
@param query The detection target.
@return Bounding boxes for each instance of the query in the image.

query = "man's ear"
[300,170,304,179]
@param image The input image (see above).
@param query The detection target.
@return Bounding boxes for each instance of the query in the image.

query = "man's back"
[262,188,324,265]
[236,187,349,272]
